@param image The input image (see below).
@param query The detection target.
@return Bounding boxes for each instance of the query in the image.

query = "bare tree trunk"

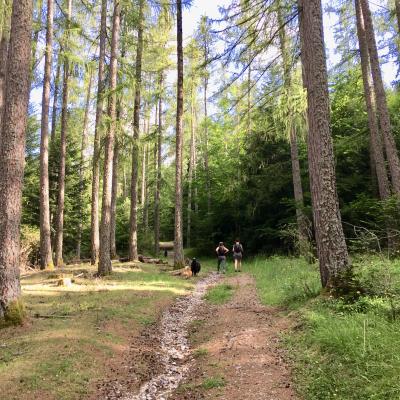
[174,0,184,268]
[0,0,11,141]
[0,0,33,320]
[110,92,122,260]
[50,56,61,141]
[141,137,147,206]
[76,69,93,260]
[30,0,43,84]
[395,0,400,37]
[298,0,349,287]
[54,0,72,267]
[355,0,390,201]
[277,3,310,256]
[110,140,119,259]
[129,0,144,261]
[142,110,151,231]
[187,83,196,248]
[154,72,163,256]
[98,0,120,276]
[39,0,54,270]
[360,0,400,194]
[203,64,211,214]
[91,0,107,265]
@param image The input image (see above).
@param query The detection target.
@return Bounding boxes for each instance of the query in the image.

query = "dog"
[190,258,201,277]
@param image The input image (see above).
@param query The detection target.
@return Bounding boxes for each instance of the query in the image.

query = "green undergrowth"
[251,255,400,400]
[0,261,200,400]
[205,283,235,304]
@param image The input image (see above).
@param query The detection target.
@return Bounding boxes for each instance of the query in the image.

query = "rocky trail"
[97,272,297,400]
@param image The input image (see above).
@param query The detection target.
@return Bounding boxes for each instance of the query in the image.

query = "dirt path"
[175,273,298,399]
[96,273,297,400]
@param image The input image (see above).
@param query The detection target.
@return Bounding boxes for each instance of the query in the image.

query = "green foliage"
[20,225,41,268]
[1,300,26,328]
[252,256,400,400]
[200,376,226,390]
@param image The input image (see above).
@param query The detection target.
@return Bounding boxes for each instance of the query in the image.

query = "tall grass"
[250,256,400,400]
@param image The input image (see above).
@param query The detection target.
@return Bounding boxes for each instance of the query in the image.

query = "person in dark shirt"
[215,242,229,273]
[232,239,243,272]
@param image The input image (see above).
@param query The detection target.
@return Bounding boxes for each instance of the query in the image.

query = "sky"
[183,0,397,85]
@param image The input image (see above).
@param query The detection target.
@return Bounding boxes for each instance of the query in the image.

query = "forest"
[1,0,400,399]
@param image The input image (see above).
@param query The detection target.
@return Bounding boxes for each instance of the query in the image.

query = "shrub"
[20,225,40,269]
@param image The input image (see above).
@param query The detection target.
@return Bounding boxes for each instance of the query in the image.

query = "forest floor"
[173,273,297,400]
[96,269,298,400]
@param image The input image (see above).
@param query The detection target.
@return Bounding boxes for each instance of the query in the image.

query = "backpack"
[234,243,242,253]
[217,246,226,256]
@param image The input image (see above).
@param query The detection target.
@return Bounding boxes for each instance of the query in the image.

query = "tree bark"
[154,72,163,256]
[355,0,390,201]
[50,56,61,141]
[395,0,400,37]
[0,0,11,143]
[54,0,72,267]
[0,0,33,319]
[174,0,184,268]
[98,0,120,276]
[360,0,400,194]
[187,82,196,248]
[39,0,54,270]
[91,0,107,265]
[129,0,144,261]
[110,139,119,260]
[298,0,349,287]
[277,3,310,255]
[76,69,93,260]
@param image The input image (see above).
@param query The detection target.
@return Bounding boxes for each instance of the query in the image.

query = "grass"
[249,255,400,400]
[0,260,197,400]
[200,376,226,389]
[205,283,235,304]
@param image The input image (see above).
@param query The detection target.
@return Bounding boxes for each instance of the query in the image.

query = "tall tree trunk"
[39,0,54,270]
[54,0,72,267]
[360,0,400,194]
[355,0,390,201]
[154,72,163,256]
[110,95,122,261]
[395,0,400,38]
[142,110,150,232]
[187,83,196,248]
[98,0,120,276]
[277,3,310,256]
[50,56,61,141]
[0,0,11,141]
[110,140,119,260]
[30,0,43,86]
[76,69,93,260]
[128,0,144,261]
[298,0,349,287]
[203,56,211,214]
[140,133,147,206]
[174,0,184,267]
[91,0,107,265]
[0,0,33,320]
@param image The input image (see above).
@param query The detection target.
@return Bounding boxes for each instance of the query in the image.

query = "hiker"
[232,239,244,272]
[216,242,229,273]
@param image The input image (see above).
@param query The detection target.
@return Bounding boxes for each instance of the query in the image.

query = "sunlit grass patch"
[251,256,400,400]
[200,376,226,389]
[205,284,234,304]
[0,261,197,400]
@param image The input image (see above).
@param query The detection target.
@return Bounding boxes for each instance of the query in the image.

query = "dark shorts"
[233,252,242,260]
